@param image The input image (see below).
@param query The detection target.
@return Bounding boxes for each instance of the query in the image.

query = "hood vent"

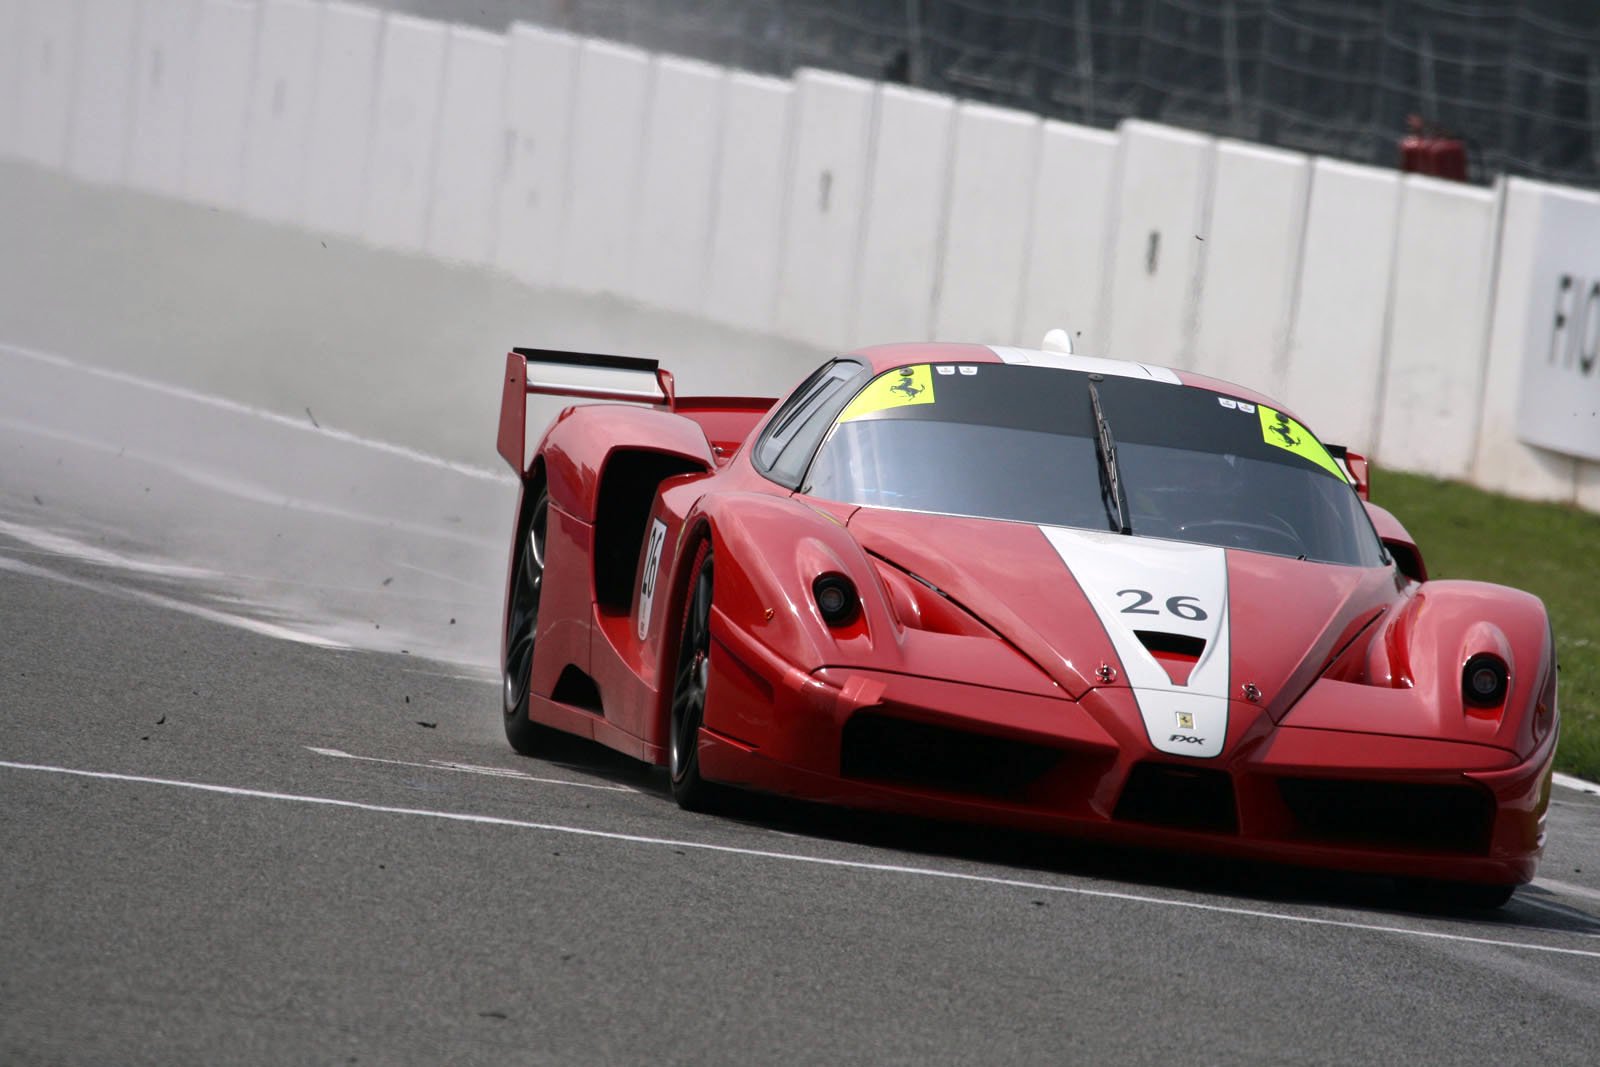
[1135,631,1205,687]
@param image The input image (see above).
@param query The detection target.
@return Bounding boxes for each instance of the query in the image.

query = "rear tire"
[668,542,723,812]
[503,485,551,755]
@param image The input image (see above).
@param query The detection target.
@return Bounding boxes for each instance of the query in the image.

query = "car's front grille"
[1277,778,1495,854]
[840,712,1064,801]
[1114,762,1239,834]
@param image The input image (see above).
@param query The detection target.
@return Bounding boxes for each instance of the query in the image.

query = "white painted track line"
[304,746,635,792]
[4,758,1599,962]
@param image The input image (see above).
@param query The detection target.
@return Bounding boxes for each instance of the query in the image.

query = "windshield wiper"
[1087,374,1132,535]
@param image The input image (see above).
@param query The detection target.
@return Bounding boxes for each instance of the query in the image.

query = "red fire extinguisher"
[1399,114,1469,182]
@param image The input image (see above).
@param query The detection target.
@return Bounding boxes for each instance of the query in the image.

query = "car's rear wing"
[497,348,777,473]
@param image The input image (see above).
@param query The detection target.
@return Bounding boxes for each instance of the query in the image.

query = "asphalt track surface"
[5,513,1600,1066]
[4,165,1600,1063]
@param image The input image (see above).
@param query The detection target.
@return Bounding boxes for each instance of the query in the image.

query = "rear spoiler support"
[497,348,677,473]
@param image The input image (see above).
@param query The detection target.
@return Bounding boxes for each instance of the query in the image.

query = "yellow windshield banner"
[1257,405,1346,480]
[838,364,936,422]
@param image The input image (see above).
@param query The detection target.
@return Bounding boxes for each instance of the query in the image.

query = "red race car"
[494,340,1558,907]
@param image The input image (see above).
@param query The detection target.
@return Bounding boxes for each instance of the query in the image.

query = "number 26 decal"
[1117,588,1208,622]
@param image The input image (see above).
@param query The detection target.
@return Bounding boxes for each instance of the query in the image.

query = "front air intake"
[1277,778,1494,854]
[840,713,1062,801]
[1114,762,1239,834]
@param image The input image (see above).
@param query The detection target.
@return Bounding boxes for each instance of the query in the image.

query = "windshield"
[802,362,1387,567]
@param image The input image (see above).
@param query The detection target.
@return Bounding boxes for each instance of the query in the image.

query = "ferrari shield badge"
[1174,711,1195,731]
[839,365,936,422]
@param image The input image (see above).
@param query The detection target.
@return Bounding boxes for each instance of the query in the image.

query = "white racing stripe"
[1041,526,1232,758]
[988,346,1182,383]
[4,758,1598,961]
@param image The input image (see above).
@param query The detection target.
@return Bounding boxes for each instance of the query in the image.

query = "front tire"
[503,485,551,755]
[668,542,722,811]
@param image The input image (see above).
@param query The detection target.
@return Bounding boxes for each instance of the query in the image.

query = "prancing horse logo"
[889,367,924,400]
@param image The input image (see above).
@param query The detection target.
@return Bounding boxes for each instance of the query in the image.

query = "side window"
[754,360,866,486]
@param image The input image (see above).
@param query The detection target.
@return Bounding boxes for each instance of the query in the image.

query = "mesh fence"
[383,0,1600,188]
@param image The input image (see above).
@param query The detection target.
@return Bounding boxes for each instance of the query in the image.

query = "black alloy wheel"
[503,486,550,754]
[669,543,721,811]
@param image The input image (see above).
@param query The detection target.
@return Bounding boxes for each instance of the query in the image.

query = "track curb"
[1553,772,1600,796]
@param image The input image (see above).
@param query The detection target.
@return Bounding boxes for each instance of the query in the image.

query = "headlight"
[813,573,860,627]
[1462,654,1509,708]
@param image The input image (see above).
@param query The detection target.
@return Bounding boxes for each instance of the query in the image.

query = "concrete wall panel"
[559,39,653,295]
[14,0,81,169]
[774,69,876,350]
[425,27,507,264]
[1375,176,1498,479]
[67,0,140,185]
[852,85,954,345]
[933,102,1040,344]
[0,0,22,158]
[630,56,725,314]
[127,0,198,195]
[1507,183,1600,467]
[362,15,448,251]
[241,0,322,225]
[1100,120,1215,366]
[1472,179,1588,499]
[1017,121,1119,353]
[183,0,258,209]
[301,2,381,237]
[702,72,791,332]
[493,24,578,287]
[1190,141,1310,394]
[1279,159,1400,452]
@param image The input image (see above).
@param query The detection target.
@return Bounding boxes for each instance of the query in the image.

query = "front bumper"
[697,616,1554,886]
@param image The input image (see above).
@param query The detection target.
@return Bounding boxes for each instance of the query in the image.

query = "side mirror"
[1326,444,1369,500]
[1364,501,1427,583]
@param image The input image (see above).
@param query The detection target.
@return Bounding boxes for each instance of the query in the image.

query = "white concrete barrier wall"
[702,72,791,333]
[426,27,507,264]
[1375,176,1499,479]
[7,0,1598,509]
[775,69,876,351]
[1279,159,1400,452]
[630,57,725,315]
[69,0,140,186]
[14,0,80,170]
[183,0,257,210]
[852,85,954,345]
[560,39,652,294]
[1018,121,1119,354]
[1580,466,1600,511]
[1474,179,1593,499]
[1190,141,1310,395]
[0,0,22,158]
[493,24,579,288]
[302,2,381,238]
[933,102,1040,345]
[1101,120,1215,366]
[362,15,448,252]
[242,0,323,225]
[127,0,198,196]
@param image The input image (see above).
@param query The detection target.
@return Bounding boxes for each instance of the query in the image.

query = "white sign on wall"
[1515,189,1600,463]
